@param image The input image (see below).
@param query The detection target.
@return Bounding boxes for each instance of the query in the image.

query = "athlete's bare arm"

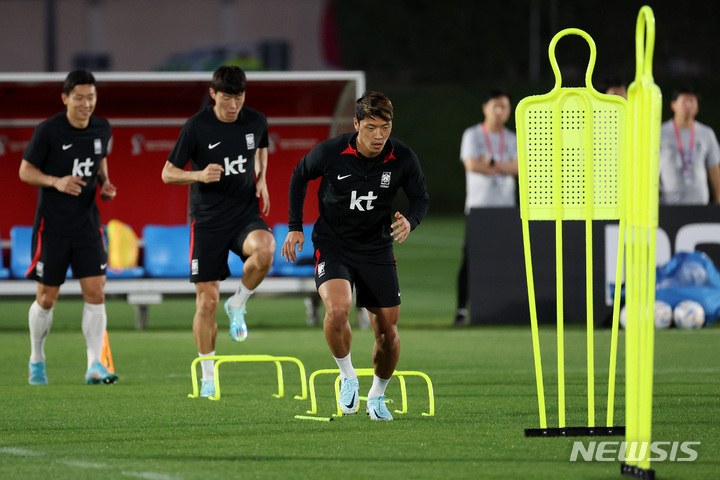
[391,211,411,243]
[97,157,117,201]
[281,231,305,263]
[19,159,86,196]
[254,147,270,215]
[161,161,223,185]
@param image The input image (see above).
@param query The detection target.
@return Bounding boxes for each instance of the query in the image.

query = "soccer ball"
[618,300,673,329]
[654,300,673,329]
[672,300,705,329]
[619,305,627,329]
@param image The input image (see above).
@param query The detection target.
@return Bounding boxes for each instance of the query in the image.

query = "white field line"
[0,448,181,480]
[121,472,179,480]
[0,448,46,456]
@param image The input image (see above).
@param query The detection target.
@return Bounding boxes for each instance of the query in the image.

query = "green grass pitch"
[1,215,718,479]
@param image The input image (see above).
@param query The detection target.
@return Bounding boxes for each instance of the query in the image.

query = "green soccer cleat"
[366,395,393,421]
[200,380,215,398]
[338,377,359,415]
[28,361,48,385]
[85,361,118,385]
[225,298,248,342]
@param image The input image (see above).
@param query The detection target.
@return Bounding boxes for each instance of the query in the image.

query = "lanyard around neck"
[482,122,504,160]
[672,119,695,171]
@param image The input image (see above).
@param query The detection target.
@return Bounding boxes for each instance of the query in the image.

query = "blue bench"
[142,224,191,278]
[142,224,265,279]
[0,233,9,280]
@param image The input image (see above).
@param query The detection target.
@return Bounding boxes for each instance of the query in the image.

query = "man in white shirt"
[659,86,720,205]
[454,90,518,326]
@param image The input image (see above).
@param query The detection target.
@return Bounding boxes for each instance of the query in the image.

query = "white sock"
[82,303,107,369]
[229,283,254,309]
[199,351,215,382]
[28,300,54,363]
[367,374,391,399]
[334,352,357,379]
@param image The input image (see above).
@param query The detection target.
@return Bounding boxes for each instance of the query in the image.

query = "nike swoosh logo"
[208,142,221,149]
[100,263,107,269]
[337,174,351,180]
[345,392,356,409]
[62,144,72,150]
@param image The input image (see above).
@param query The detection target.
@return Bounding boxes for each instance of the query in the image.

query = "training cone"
[101,330,115,374]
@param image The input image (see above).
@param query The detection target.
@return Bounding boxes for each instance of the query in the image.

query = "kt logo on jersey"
[72,158,94,177]
[349,191,378,211]
[224,155,248,175]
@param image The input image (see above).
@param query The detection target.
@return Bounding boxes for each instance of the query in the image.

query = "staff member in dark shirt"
[282,91,429,421]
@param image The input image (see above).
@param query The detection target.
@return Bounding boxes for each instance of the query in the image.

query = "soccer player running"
[162,66,274,398]
[19,69,119,386]
[282,92,429,420]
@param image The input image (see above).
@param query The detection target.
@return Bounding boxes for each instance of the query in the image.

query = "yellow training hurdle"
[303,368,435,418]
[188,354,307,401]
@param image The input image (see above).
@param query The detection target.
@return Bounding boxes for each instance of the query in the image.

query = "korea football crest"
[245,133,255,150]
[94,139,102,154]
[381,172,391,188]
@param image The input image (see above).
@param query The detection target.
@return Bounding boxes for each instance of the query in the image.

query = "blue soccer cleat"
[85,361,119,385]
[200,380,216,398]
[28,361,48,385]
[366,395,393,421]
[338,377,360,415]
[225,298,248,342]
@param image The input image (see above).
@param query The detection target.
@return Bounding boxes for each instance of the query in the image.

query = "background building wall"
[2,0,720,214]
[0,0,330,72]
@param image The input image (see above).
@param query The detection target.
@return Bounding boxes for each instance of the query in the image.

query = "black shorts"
[190,216,270,283]
[313,244,400,309]
[27,223,107,286]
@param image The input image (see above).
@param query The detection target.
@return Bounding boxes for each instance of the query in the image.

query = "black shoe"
[453,310,467,327]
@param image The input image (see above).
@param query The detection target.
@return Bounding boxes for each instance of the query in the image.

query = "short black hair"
[598,76,626,93]
[63,70,96,95]
[672,85,699,102]
[355,91,393,122]
[211,65,247,95]
[484,89,511,105]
